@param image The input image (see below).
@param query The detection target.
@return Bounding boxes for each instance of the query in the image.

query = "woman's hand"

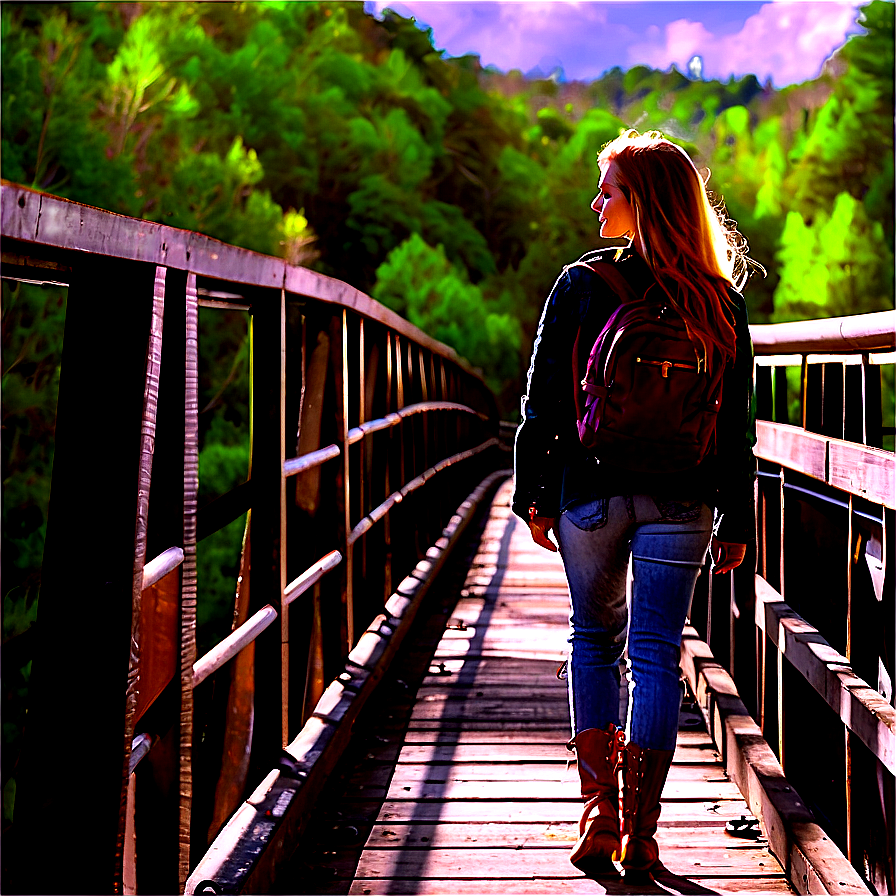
[528,515,559,553]
[711,537,746,574]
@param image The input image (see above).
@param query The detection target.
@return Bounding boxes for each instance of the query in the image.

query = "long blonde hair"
[598,129,752,370]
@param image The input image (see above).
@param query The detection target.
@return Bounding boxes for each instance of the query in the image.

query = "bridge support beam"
[9,258,158,895]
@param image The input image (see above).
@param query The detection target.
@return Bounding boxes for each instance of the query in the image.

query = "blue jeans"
[557,494,713,751]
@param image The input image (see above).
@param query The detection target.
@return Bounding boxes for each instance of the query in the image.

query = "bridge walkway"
[283,479,792,895]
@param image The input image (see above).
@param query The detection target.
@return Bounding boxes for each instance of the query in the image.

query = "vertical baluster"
[396,332,405,483]
[777,467,786,765]
[774,365,789,424]
[418,348,430,545]
[845,494,855,863]
[755,363,773,421]
[246,287,287,786]
[844,361,864,444]
[864,355,884,449]
[180,272,199,891]
[395,333,407,574]
[358,318,367,600]
[123,265,167,893]
[804,356,821,433]
[755,474,766,732]
[384,331,393,601]
[341,310,353,649]
[294,313,329,726]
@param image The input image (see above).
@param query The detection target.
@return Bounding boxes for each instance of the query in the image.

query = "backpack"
[572,261,725,474]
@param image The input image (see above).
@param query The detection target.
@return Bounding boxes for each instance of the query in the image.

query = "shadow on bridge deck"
[281,480,790,895]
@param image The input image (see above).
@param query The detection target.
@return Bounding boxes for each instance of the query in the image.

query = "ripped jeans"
[557,494,713,751]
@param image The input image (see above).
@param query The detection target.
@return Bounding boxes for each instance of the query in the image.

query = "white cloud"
[627,2,863,85]
[367,1,865,86]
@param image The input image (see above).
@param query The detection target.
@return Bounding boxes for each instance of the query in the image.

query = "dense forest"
[1,0,893,828]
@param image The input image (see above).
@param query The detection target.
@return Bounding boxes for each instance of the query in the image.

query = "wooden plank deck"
[285,478,792,895]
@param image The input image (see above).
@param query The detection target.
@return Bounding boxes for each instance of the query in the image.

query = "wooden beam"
[180,272,200,890]
[0,183,483,379]
[828,440,895,509]
[680,628,870,895]
[754,575,895,774]
[756,422,896,509]
[751,311,896,354]
[247,287,288,765]
[755,422,826,481]
[9,257,157,894]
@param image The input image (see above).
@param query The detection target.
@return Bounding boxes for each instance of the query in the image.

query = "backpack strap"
[569,261,639,425]
[569,260,638,305]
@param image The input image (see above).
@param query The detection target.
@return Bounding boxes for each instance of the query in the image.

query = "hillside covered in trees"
[1,1,893,829]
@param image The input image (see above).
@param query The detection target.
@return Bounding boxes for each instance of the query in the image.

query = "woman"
[512,130,757,877]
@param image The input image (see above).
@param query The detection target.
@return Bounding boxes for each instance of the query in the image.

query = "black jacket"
[511,247,757,544]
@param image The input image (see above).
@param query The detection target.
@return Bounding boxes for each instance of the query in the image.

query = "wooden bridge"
[1,184,893,896]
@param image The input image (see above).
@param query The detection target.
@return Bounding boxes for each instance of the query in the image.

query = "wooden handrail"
[0,182,482,377]
[751,309,896,354]
[755,575,895,774]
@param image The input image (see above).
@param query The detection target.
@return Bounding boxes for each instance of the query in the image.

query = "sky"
[364,1,868,87]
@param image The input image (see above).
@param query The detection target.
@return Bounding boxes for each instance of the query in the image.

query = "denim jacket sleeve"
[711,291,757,544]
[511,265,594,521]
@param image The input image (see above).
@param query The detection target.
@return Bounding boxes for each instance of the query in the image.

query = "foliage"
[773,193,892,321]
[4,1,891,338]
[372,234,523,402]
[1,281,66,646]
[1,280,66,827]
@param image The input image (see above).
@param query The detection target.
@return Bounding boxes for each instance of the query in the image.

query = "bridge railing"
[692,309,895,893]
[0,184,503,895]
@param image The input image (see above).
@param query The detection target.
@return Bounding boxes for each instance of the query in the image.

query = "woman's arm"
[712,291,757,546]
[511,267,590,522]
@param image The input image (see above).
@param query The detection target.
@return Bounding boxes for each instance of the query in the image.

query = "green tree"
[773,192,892,321]
[373,234,523,403]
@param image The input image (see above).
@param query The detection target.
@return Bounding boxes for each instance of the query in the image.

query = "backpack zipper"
[636,357,699,378]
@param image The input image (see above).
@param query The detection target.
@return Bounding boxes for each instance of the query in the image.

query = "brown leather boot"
[568,724,625,872]
[619,741,674,875]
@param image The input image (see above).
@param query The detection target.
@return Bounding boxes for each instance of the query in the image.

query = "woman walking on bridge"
[512,130,757,878]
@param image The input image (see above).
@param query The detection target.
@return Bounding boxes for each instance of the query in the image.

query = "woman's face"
[592,161,636,240]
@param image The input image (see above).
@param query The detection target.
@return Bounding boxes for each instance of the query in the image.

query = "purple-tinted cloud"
[628,2,863,84]
[366,1,866,86]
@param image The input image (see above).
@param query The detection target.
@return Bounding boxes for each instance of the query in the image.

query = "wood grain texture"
[0,183,485,377]
[180,271,199,890]
[755,575,895,773]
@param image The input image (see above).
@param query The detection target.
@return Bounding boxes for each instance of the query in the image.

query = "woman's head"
[591,160,636,242]
[595,129,753,366]
[597,129,743,288]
